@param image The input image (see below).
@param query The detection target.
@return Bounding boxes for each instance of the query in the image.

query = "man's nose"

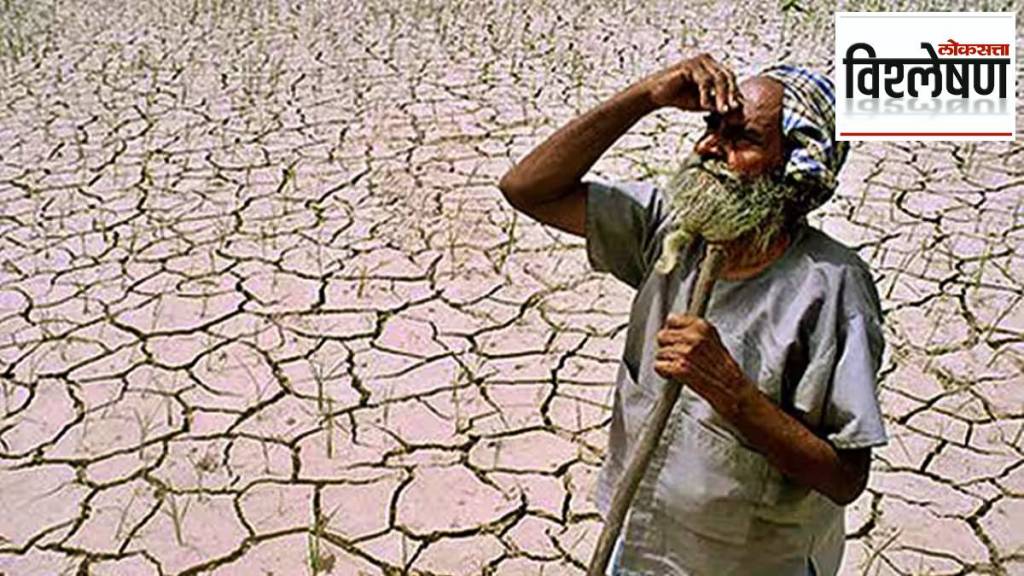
[695,133,726,161]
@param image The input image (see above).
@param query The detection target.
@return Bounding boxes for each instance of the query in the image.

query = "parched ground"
[0,1,1021,574]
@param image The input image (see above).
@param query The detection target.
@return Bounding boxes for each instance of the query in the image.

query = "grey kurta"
[584,176,888,576]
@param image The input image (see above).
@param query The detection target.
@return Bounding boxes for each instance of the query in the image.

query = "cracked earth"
[0,1,1021,574]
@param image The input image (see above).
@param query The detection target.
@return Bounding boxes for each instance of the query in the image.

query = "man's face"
[652,77,794,274]
[693,76,786,179]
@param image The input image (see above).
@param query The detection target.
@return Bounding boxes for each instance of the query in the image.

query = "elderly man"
[499,54,887,576]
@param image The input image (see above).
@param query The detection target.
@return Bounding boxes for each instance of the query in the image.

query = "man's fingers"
[656,329,696,348]
[656,328,677,345]
[654,359,678,376]
[707,64,731,112]
[653,54,739,112]
[703,59,740,112]
[655,345,678,359]
[694,56,735,112]
[726,67,742,108]
[664,313,700,328]
[667,315,711,334]
[653,360,670,378]
[655,346,691,361]
[690,68,714,111]
[654,358,691,378]
[722,66,740,109]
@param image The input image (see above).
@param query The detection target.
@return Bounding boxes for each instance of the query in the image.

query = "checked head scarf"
[758,64,850,213]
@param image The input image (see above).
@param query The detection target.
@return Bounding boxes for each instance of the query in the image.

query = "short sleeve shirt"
[584,176,888,576]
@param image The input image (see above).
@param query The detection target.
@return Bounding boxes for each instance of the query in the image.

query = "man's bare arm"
[729,385,871,506]
[498,54,743,237]
[655,314,872,505]
[497,82,654,237]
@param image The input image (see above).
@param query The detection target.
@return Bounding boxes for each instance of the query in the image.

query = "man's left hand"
[654,313,758,420]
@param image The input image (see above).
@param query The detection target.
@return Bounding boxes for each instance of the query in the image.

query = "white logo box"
[834,12,1016,141]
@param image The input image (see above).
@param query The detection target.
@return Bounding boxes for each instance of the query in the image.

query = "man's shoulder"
[796,226,871,271]
[792,225,882,313]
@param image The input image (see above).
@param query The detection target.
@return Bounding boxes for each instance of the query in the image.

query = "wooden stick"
[586,242,728,576]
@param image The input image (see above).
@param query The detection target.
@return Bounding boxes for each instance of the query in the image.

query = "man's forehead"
[717,76,782,133]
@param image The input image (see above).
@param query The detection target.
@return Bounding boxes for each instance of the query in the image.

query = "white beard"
[653,153,794,275]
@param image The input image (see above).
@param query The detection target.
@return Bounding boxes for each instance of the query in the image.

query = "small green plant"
[156,489,191,547]
[307,506,336,575]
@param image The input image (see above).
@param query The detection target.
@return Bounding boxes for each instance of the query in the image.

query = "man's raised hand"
[642,54,743,114]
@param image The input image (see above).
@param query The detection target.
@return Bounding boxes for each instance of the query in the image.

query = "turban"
[759,64,850,213]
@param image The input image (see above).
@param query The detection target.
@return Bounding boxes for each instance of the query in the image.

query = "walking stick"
[586,241,729,576]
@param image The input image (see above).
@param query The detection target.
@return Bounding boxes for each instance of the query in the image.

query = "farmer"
[498,54,887,576]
